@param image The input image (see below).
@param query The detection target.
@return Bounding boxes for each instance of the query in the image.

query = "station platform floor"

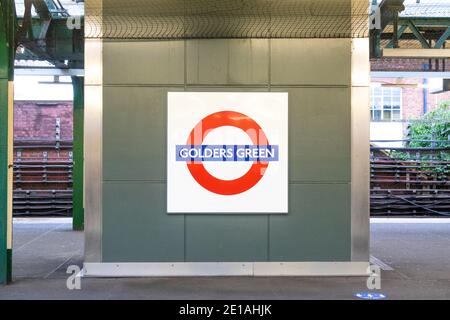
[0,217,449,300]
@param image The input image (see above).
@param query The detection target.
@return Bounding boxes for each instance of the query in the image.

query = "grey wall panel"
[270,39,351,86]
[103,87,183,181]
[273,87,351,182]
[102,182,185,262]
[103,41,184,85]
[185,215,268,262]
[186,39,269,85]
[186,87,268,93]
[269,184,351,261]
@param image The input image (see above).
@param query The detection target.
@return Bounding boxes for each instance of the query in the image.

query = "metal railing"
[370,141,450,216]
[13,141,73,216]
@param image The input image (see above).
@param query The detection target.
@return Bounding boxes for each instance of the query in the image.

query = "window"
[370,87,402,121]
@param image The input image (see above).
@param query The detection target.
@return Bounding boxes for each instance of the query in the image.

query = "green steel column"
[0,0,15,284]
[72,76,84,231]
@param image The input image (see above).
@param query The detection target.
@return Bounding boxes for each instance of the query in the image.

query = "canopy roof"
[84,0,371,39]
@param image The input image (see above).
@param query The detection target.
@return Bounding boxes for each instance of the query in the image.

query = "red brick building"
[13,101,73,216]
[370,77,450,121]
[12,58,450,145]
[372,58,450,73]
[370,58,450,146]
[372,58,450,120]
[14,101,73,142]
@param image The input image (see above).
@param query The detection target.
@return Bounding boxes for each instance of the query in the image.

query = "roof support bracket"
[386,25,408,48]
[435,26,450,49]
[407,20,431,48]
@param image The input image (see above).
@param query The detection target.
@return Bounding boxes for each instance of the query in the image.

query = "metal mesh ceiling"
[84,0,370,39]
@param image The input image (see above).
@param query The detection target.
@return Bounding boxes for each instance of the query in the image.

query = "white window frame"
[370,86,402,121]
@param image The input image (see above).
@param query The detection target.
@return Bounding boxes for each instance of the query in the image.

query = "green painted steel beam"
[72,76,84,231]
[386,24,408,48]
[407,20,431,48]
[0,0,15,285]
[370,29,382,58]
[33,0,51,20]
[435,27,450,49]
[398,17,450,26]
[16,16,84,66]
[0,79,11,285]
[369,1,450,57]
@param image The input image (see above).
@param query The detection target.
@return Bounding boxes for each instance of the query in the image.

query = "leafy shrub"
[389,101,450,176]
[407,101,450,148]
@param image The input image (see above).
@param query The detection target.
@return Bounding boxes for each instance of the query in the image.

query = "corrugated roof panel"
[401,2,450,18]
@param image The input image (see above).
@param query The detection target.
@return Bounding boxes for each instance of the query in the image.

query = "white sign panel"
[167,92,288,213]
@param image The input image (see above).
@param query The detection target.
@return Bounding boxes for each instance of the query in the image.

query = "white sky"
[14,76,73,101]
[14,0,84,17]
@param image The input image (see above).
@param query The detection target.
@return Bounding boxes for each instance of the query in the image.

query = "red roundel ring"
[186,110,270,195]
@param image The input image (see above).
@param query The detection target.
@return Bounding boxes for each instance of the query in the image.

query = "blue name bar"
[176,145,279,162]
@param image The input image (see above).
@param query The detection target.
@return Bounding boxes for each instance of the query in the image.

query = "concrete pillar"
[83,0,370,276]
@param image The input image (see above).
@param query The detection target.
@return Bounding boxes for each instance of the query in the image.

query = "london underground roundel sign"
[185,110,272,196]
[167,92,288,213]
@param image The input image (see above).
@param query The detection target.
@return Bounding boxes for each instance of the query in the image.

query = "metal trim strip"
[83,262,370,277]
[350,38,370,261]
[84,38,103,262]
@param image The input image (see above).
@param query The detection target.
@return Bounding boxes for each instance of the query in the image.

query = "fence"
[12,139,450,217]
[13,140,72,216]
[370,141,450,216]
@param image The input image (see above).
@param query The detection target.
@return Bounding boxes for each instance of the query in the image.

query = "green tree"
[407,101,450,149]
[390,101,450,175]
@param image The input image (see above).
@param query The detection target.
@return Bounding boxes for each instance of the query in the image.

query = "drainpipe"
[423,78,428,115]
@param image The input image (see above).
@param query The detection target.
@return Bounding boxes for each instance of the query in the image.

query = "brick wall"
[371,58,450,72]
[14,101,73,162]
[14,101,73,142]
[372,77,450,120]
[13,102,73,197]
[13,74,450,139]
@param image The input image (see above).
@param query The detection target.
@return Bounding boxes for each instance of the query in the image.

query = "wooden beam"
[382,48,450,58]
